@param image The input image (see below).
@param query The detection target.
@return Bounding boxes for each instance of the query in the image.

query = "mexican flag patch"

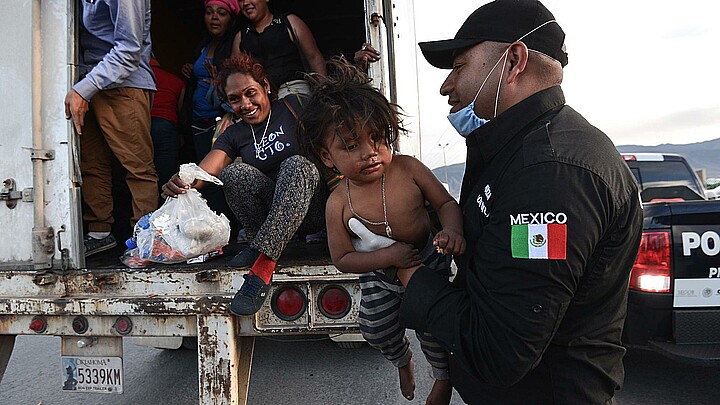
[511,223,567,260]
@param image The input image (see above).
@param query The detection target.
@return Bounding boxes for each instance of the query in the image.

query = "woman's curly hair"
[215,52,277,102]
[299,57,407,164]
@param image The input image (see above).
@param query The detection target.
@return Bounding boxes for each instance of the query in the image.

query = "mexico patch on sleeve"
[511,223,567,260]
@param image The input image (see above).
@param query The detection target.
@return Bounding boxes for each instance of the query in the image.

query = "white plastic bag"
[121,164,231,267]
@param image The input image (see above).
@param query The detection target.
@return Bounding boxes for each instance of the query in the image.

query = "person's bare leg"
[425,379,452,405]
[398,358,416,400]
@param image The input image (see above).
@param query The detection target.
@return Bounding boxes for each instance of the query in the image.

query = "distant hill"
[432,138,720,199]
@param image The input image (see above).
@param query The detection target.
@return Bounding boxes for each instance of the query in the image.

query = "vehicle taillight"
[629,231,671,292]
[318,286,351,319]
[271,287,306,321]
[72,316,89,334]
[622,154,637,161]
[29,316,47,333]
[113,316,133,335]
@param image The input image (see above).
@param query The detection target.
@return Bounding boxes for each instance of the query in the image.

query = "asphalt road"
[1,334,719,405]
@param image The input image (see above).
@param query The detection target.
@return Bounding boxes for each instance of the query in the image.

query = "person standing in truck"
[180,0,241,215]
[231,0,326,97]
[64,0,158,257]
[390,1,644,404]
[150,57,185,189]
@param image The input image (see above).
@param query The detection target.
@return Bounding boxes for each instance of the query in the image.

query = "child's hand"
[387,242,422,269]
[433,229,466,255]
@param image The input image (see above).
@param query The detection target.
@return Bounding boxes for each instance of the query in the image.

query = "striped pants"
[358,238,450,380]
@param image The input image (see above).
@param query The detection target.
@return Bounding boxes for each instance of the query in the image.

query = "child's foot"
[425,379,452,405]
[398,359,416,401]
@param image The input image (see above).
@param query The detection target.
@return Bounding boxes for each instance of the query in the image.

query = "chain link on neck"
[249,108,272,159]
[346,174,392,238]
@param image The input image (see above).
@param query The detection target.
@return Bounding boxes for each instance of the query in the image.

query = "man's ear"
[506,42,528,83]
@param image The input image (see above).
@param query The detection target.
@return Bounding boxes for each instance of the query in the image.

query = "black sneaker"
[84,234,117,257]
[229,273,271,316]
[228,247,260,268]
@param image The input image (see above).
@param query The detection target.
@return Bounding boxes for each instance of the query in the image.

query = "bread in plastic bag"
[121,163,231,268]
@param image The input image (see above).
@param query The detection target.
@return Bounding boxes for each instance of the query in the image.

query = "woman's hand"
[161,173,191,199]
[181,63,194,79]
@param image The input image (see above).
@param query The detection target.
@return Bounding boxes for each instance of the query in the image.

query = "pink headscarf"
[204,0,241,16]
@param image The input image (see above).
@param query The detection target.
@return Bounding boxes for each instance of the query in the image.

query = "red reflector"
[114,316,133,335]
[29,317,47,333]
[319,286,350,319]
[272,287,306,321]
[630,231,671,293]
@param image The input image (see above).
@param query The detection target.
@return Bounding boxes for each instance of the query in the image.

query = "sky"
[413,0,720,169]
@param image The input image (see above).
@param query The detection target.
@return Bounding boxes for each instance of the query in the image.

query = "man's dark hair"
[299,57,407,163]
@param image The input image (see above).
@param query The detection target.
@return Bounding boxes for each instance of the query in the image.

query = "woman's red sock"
[249,253,276,285]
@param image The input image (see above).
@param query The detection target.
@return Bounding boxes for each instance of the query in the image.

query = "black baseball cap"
[419,0,568,69]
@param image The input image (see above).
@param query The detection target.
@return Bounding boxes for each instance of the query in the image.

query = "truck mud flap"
[0,335,15,384]
[648,341,720,366]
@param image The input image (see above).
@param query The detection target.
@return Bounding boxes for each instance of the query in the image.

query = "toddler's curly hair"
[299,57,407,163]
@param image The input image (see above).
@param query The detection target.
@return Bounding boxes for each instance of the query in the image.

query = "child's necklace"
[346,174,392,238]
[249,109,272,159]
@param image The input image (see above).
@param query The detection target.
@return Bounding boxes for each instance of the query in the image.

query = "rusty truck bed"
[85,239,333,272]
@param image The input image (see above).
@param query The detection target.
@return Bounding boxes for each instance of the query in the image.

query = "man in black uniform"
[395,1,643,404]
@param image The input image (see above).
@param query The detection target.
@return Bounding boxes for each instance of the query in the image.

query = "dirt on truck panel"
[85,239,333,272]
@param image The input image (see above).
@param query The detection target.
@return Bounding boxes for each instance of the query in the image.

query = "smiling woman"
[161,53,329,317]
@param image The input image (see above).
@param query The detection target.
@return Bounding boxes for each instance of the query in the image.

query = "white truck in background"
[0,1,423,403]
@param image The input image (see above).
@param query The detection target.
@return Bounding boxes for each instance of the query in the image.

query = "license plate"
[61,356,123,394]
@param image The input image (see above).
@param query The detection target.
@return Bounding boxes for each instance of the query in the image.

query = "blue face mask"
[447,48,510,137]
[447,101,489,137]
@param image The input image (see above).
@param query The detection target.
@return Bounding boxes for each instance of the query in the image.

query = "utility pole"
[439,143,449,185]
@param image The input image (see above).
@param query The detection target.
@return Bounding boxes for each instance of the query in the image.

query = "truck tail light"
[318,286,351,319]
[630,231,671,293]
[114,316,133,335]
[72,316,89,334]
[271,287,306,321]
[29,316,47,333]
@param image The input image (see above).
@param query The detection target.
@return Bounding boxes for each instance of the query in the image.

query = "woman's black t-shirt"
[212,95,304,181]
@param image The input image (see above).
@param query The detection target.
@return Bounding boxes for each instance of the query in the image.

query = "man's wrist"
[72,78,99,101]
